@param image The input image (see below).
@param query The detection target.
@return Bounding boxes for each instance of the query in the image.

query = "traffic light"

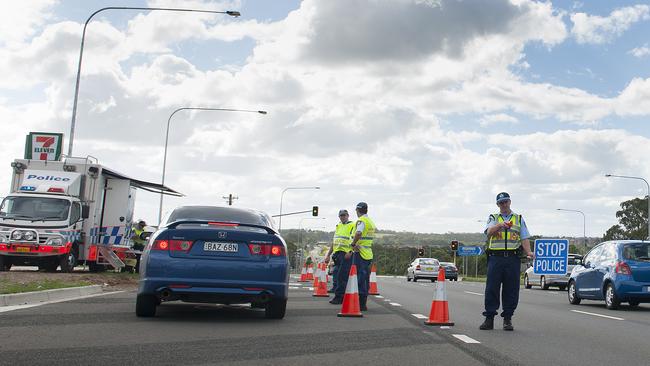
[418,247,425,257]
[450,240,459,251]
[312,206,319,216]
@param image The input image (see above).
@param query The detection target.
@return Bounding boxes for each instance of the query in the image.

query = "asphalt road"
[377,276,650,366]
[0,277,516,366]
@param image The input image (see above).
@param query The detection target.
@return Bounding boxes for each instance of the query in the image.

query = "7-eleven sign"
[24,132,63,161]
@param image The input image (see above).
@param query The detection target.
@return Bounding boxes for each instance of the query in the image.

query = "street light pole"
[605,174,650,240]
[158,107,267,224]
[278,187,320,231]
[556,208,587,251]
[67,6,241,156]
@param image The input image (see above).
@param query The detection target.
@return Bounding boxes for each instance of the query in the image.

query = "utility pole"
[222,194,238,206]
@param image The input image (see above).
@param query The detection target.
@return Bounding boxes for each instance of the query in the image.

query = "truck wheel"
[135,295,157,317]
[0,256,12,271]
[59,251,77,273]
[265,298,287,319]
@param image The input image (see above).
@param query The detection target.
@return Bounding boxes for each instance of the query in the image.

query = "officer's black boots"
[329,297,343,305]
[360,296,368,311]
[479,317,494,330]
[503,317,514,331]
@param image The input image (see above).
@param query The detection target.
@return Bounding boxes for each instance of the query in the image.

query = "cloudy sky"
[1,0,650,238]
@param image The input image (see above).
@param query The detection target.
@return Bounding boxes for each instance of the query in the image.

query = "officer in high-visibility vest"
[325,209,355,294]
[480,192,534,331]
[131,220,147,251]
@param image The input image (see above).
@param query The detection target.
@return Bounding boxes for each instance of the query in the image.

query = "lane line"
[389,302,402,307]
[440,326,451,329]
[464,291,484,296]
[570,310,624,321]
[0,291,125,313]
[384,299,392,302]
[411,313,428,319]
[453,334,481,344]
[374,295,384,298]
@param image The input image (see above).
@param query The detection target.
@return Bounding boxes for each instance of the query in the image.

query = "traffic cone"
[337,264,363,317]
[368,263,380,295]
[312,263,322,289]
[424,267,454,326]
[306,263,314,281]
[299,263,308,282]
[313,263,329,297]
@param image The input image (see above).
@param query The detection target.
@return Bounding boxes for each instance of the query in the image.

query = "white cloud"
[571,4,650,44]
[0,0,57,47]
[628,44,650,58]
[480,113,519,126]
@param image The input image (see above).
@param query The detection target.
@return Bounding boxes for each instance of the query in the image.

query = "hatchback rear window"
[622,243,650,261]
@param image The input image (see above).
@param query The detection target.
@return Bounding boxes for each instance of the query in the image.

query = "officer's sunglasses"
[497,200,510,206]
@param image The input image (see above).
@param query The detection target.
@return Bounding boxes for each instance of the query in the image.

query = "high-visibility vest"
[488,213,522,251]
[132,227,145,246]
[333,222,355,253]
[356,215,376,260]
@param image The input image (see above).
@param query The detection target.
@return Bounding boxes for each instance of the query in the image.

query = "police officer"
[480,192,534,331]
[131,220,147,251]
[325,209,355,294]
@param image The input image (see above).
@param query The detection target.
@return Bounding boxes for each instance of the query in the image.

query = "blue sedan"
[568,240,650,309]
[136,206,289,318]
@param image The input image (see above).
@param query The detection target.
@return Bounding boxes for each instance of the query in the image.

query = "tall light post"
[67,6,241,156]
[158,107,267,224]
[278,187,320,231]
[556,208,587,251]
[605,174,650,240]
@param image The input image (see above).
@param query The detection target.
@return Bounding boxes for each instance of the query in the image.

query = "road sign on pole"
[457,246,483,256]
[533,239,569,275]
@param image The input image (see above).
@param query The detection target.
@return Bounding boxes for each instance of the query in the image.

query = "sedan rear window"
[420,259,439,265]
[622,243,650,261]
[166,206,275,229]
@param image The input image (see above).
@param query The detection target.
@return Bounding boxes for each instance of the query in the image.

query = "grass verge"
[0,279,93,295]
[460,276,487,283]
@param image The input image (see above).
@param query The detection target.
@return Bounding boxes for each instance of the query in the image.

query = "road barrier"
[425,267,454,326]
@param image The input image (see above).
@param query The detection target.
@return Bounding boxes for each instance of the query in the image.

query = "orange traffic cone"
[313,263,329,297]
[368,264,380,295]
[312,263,322,289]
[299,263,308,282]
[306,263,314,281]
[425,267,454,326]
[337,264,363,317]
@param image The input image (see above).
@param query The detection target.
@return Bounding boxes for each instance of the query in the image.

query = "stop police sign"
[533,239,569,275]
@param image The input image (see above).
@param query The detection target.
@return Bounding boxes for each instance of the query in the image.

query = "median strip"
[570,310,624,321]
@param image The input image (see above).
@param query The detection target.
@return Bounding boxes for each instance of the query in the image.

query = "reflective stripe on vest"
[488,214,522,251]
[333,222,355,253]
[356,216,376,260]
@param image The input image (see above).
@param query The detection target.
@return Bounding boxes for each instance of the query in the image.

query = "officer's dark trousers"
[334,253,370,303]
[331,251,345,292]
[483,254,520,318]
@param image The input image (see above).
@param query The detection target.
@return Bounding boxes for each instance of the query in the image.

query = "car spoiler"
[165,220,278,235]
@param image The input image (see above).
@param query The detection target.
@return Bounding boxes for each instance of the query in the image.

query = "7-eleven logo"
[31,134,60,161]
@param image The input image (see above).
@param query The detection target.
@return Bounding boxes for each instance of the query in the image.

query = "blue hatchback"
[568,240,650,309]
[136,206,289,318]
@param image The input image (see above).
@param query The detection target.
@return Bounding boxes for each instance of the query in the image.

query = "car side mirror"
[81,205,90,219]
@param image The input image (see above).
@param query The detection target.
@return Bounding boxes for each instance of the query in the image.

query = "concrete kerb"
[0,285,103,306]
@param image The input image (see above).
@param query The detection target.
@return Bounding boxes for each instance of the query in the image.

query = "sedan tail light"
[615,261,632,275]
[248,244,285,256]
[152,240,193,252]
[416,265,421,270]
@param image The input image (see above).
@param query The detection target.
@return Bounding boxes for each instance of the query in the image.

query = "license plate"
[203,242,238,252]
[15,246,31,253]
[424,266,433,271]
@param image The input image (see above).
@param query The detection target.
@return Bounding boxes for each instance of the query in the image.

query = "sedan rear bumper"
[138,277,288,304]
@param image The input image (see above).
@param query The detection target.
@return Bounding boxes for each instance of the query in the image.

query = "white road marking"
[453,334,481,344]
[374,295,384,298]
[570,310,624,321]
[0,291,125,313]
[289,286,300,290]
[464,291,484,296]
[389,302,402,306]
[384,299,392,302]
[411,313,428,319]
[440,326,451,329]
